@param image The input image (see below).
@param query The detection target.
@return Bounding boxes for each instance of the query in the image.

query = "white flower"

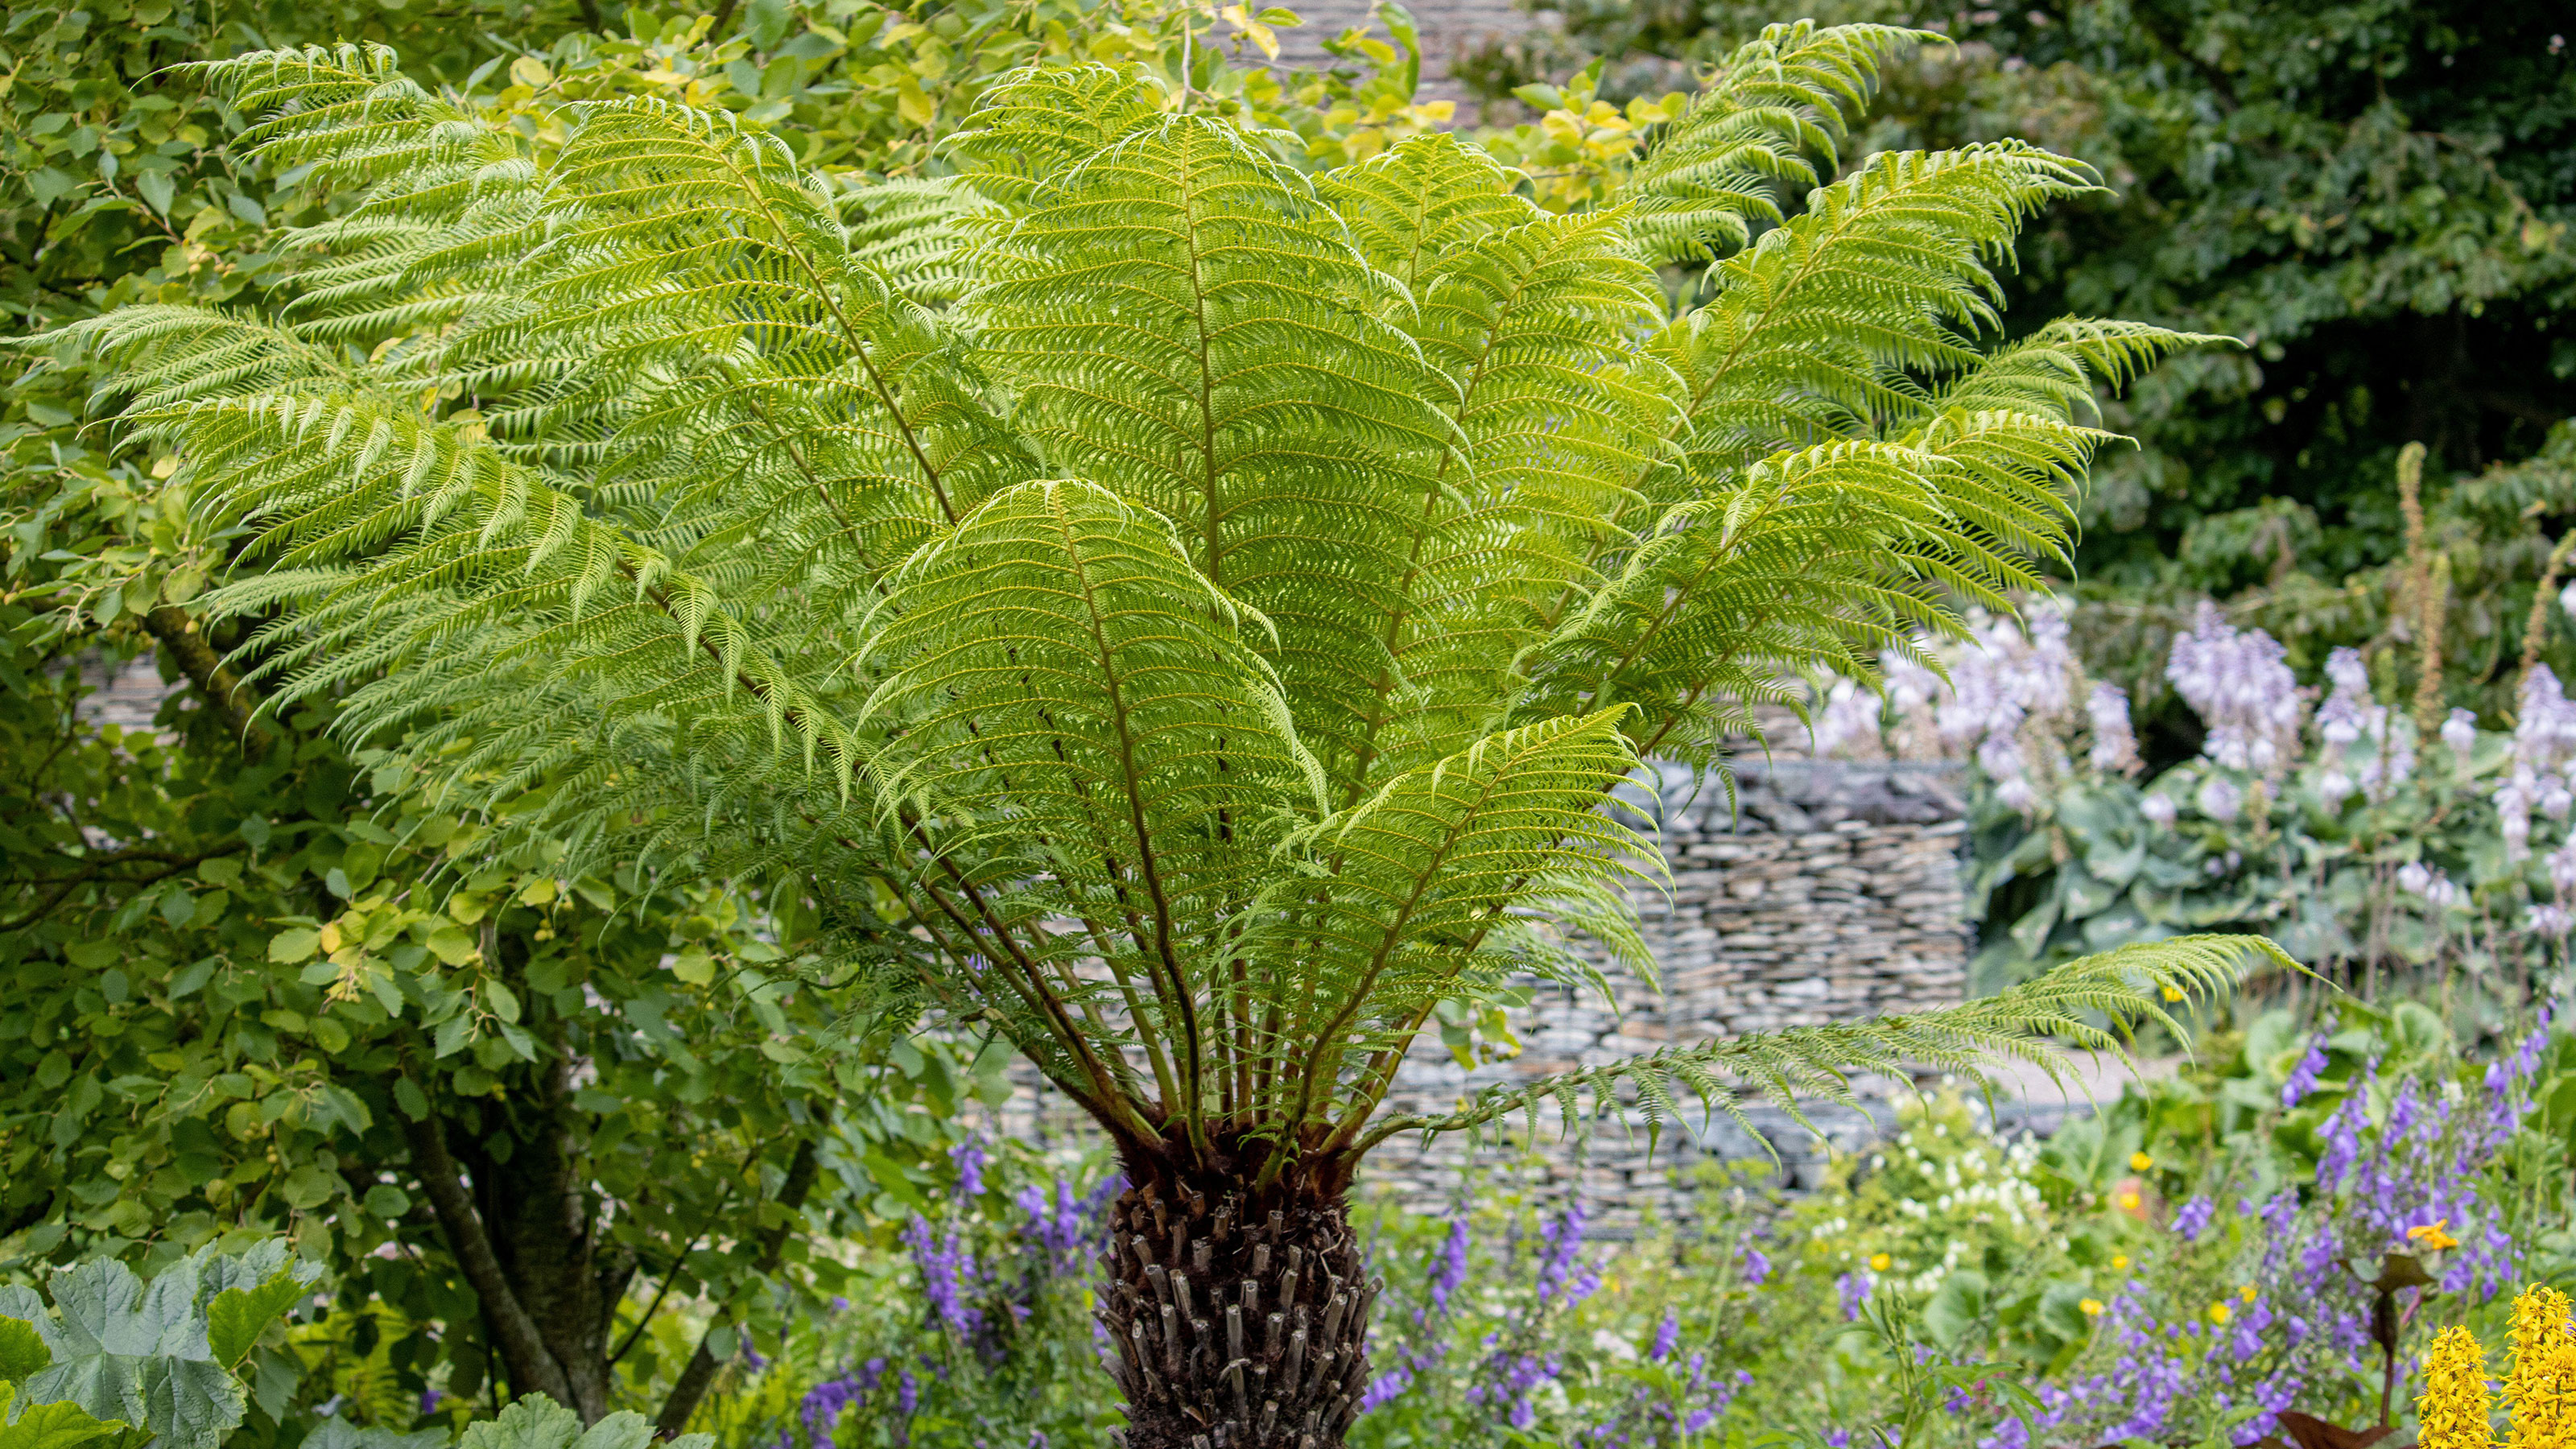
[2442,708,2478,757]
[2316,770,2354,813]
[2139,792,2178,827]
[2396,861,2465,910]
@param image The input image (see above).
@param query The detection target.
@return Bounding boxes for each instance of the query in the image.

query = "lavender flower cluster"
[2166,605,2306,779]
[1816,605,2111,816]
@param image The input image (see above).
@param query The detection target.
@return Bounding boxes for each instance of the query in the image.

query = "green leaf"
[204,1273,302,1368]
[0,1385,127,1449]
[0,1315,50,1383]
[17,1258,245,1449]
[266,929,320,964]
[424,926,476,966]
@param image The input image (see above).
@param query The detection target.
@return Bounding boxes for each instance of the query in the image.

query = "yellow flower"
[2240,1285,2259,1302]
[2411,1220,2462,1252]
[2209,1302,2233,1326]
[2161,985,2186,1002]
[2419,1324,2495,1449]
[2079,1298,2105,1317]
[2507,1285,2576,1449]
[2129,1151,2155,1171]
[1868,1253,1893,1273]
[2112,1255,2130,1271]
[2117,1191,2141,1212]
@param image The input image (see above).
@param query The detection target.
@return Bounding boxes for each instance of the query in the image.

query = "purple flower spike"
[1839,1272,1870,1322]
[2281,1034,2329,1109]
[949,1133,988,1201]
[2173,1195,2216,1242]
[1650,1310,1681,1362]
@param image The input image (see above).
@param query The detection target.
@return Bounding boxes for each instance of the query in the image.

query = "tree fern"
[34,39,2281,1449]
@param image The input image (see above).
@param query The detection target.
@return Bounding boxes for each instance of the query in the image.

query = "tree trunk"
[1098,1166,1377,1449]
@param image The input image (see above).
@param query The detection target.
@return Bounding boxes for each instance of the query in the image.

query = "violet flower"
[2172,1195,2215,1242]
[2281,1035,2328,1109]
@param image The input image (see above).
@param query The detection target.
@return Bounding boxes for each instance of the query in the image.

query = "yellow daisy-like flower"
[2507,1284,2576,1449]
[2418,1324,2494,1449]
[2079,1298,2105,1317]
[2240,1285,2259,1302]
[2209,1302,2233,1326]
[2161,985,2186,1002]
[2129,1151,2155,1171]
[2112,1254,2130,1271]
[1868,1253,1893,1272]
[2410,1219,2462,1252]
[2117,1191,2141,1211]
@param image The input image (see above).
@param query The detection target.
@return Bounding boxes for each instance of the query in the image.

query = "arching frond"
[1357,935,2301,1154]
[1622,20,1937,266]
[1666,142,2102,472]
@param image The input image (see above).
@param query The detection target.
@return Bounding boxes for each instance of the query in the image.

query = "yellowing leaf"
[509,56,552,88]
[896,75,935,126]
[671,947,716,985]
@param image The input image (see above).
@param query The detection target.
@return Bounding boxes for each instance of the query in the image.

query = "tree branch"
[142,604,267,748]
[400,1092,582,1410]
[650,1122,828,1438]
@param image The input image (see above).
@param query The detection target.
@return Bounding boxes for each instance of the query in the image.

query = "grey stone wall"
[1265,0,1526,108]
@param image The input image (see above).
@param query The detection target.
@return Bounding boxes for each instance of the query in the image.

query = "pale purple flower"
[1813,681,1887,759]
[2169,605,2303,776]
[2140,792,2178,827]
[2087,683,2141,774]
[2197,774,2243,824]
[2396,861,2464,909]
[1739,1245,1771,1286]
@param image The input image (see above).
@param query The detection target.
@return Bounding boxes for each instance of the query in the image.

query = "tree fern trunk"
[1100,1170,1377,1449]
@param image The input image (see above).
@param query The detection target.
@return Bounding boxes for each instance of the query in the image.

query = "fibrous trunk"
[1099,1175,1377,1449]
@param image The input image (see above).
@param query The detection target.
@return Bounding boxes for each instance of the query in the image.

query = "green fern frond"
[1666,142,2103,470]
[1622,21,1938,265]
[1358,934,2299,1152]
